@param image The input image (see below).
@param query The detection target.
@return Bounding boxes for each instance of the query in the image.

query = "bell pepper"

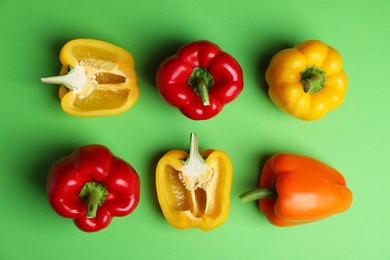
[239,153,352,227]
[47,144,140,232]
[41,39,139,117]
[265,40,348,120]
[155,133,233,231]
[156,40,244,120]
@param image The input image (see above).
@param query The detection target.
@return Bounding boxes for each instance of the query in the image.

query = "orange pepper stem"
[300,66,326,94]
[79,182,108,218]
[188,67,214,106]
[239,188,277,203]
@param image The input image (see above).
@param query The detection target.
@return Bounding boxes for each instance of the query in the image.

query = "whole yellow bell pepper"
[41,39,139,117]
[155,133,233,231]
[265,40,348,120]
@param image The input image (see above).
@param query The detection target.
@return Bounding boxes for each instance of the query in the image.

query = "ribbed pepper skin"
[260,153,353,227]
[265,40,348,120]
[156,40,244,120]
[47,145,140,232]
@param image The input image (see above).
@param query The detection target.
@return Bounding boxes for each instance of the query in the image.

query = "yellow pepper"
[265,40,348,121]
[41,39,139,117]
[156,133,233,231]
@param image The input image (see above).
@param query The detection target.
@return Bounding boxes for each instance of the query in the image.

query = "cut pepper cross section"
[41,39,139,117]
[156,133,233,231]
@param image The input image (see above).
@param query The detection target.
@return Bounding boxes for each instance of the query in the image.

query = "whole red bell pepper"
[239,153,353,227]
[156,40,244,120]
[47,144,140,232]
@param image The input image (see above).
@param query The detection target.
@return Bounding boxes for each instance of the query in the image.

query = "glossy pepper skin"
[156,133,233,231]
[47,145,140,232]
[41,39,139,117]
[239,153,352,227]
[156,40,244,120]
[265,40,348,120]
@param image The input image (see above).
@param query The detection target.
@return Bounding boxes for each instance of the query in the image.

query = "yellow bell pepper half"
[265,40,348,121]
[156,133,233,231]
[41,39,139,117]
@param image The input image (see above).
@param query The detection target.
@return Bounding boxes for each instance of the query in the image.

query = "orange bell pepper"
[41,39,139,117]
[265,40,348,120]
[239,153,353,227]
[155,133,233,231]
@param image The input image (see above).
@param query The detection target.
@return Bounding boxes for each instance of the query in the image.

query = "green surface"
[1,0,389,259]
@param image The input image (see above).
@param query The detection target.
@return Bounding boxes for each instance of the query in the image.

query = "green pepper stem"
[239,188,277,203]
[188,67,214,106]
[300,66,327,94]
[79,182,108,218]
[197,80,210,106]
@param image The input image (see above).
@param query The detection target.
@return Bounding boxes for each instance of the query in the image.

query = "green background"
[1,0,389,259]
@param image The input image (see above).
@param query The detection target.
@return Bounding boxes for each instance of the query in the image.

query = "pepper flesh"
[156,133,233,231]
[41,39,139,117]
[47,144,140,232]
[265,40,348,120]
[239,153,352,227]
[156,40,244,120]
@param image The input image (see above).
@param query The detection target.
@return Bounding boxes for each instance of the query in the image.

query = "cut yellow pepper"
[265,40,348,121]
[41,39,139,117]
[156,133,233,231]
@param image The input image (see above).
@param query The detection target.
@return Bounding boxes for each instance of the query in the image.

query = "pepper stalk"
[188,67,214,106]
[300,66,327,94]
[179,133,212,190]
[239,188,277,202]
[41,64,98,98]
[79,182,108,218]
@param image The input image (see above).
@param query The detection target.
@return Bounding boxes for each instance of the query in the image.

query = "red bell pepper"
[47,144,140,232]
[156,40,244,120]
